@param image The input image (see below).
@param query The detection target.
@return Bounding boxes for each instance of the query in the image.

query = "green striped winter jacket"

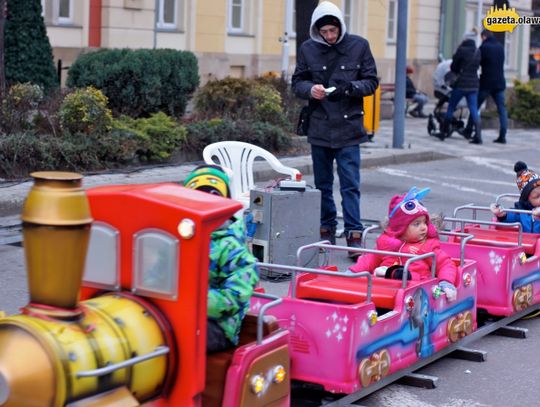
[207,216,259,345]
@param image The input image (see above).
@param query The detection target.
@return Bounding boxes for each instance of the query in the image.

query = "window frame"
[55,0,74,25]
[157,0,178,30]
[386,0,398,43]
[228,0,244,33]
[343,0,353,33]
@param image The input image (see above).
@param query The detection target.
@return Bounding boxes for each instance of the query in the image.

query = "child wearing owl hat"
[350,187,458,301]
[183,164,259,353]
[490,161,540,233]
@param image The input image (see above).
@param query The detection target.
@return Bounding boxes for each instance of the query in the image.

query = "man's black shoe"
[416,112,428,118]
[461,128,473,140]
[346,230,363,259]
[493,137,506,144]
[409,110,419,118]
[469,137,483,145]
[320,227,336,245]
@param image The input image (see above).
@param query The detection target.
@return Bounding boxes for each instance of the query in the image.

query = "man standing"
[291,1,378,258]
[464,29,508,144]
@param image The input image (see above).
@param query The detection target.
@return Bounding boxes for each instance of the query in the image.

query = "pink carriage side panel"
[443,230,540,316]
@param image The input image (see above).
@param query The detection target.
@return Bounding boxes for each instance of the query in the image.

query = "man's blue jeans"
[311,144,363,233]
[465,89,508,134]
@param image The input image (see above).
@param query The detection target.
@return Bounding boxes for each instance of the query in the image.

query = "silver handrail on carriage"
[495,193,520,205]
[295,242,436,290]
[453,203,536,220]
[444,216,523,247]
[251,291,283,345]
[258,260,373,301]
[76,346,170,378]
[439,230,474,267]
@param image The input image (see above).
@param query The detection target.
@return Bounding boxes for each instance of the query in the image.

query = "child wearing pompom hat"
[184,164,259,353]
[349,187,458,301]
[490,161,540,233]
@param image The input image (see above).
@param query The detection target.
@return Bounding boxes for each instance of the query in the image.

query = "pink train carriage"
[251,240,477,394]
[441,202,540,317]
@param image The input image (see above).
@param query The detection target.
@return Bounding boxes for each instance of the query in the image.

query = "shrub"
[59,87,113,135]
[0,83,44,135]
[185,118,292,156]
[193,77,287,127]
[255,76,305,132]
[67,48,199,118]
[114,112,187,161]
[508,79,540,127]
[4,0,58,90]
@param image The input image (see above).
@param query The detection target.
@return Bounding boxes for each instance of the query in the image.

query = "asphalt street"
[0,116,539,406]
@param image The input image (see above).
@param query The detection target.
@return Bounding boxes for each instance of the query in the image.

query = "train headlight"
[272,365,286,384]
[177,218,195,239]
[405,295,415,311]
[250,374,266,395]
[463,273,472,287]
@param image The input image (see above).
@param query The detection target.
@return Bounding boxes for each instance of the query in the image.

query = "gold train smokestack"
[21,172,92,311]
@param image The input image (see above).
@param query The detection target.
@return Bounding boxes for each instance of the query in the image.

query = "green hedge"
[508,79,540,127]
[66,48,199,118]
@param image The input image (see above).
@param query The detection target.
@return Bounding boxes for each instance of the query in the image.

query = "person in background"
[529,54,538,80]
[184,164,259,353]
[291,1,378,258]
[440,30,482,144]
[349,187,458,302]
[463,29,508,144]
[406,66,429,118]
[490,161,540,233]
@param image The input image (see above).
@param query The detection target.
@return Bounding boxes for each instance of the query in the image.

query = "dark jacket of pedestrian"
[406,76,417,99]
[479,36,506,91]
[450,39,480,91]
[291,3,378,149]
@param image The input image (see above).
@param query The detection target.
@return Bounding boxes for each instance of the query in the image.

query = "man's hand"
[532,207,540,220]
[327,81,352,102]
[490,203,506,218]
[311,84,326,100]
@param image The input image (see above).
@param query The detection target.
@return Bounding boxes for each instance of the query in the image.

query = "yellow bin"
[363,85,381,138]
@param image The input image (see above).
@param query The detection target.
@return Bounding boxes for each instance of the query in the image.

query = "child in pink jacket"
[349,187,458,301]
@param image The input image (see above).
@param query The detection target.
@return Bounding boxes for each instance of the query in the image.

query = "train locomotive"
[0,172,290,407]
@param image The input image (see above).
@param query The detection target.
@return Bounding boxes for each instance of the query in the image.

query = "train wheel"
[513,284,533,311]
[447,311,474,343]
[358,349,391,388]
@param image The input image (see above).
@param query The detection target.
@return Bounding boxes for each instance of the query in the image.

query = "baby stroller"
[427,60,468,138]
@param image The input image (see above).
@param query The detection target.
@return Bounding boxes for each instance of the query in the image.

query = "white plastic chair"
[202,141,301,209]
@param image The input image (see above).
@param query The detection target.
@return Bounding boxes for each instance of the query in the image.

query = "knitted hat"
[462,30,477,42]
[514,161,540,203]
[386,187,438,239]
[183,164,231,198]
[406,66,414,74]
[315,15,341,30]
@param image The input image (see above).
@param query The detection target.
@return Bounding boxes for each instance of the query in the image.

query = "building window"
[343,0,352,32]
[55,0,73,25]
[229,0,244,32]
[386,0,397,43]
[287,0,296,37]
[158,0,177,29]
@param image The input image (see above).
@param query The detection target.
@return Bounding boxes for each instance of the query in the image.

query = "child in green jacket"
[184,164,259,353]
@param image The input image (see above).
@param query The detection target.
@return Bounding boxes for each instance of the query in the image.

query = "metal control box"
[249,186,321,278]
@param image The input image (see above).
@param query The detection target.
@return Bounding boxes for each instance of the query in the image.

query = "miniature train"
[0,172,539,406]
[0,172,289,407]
